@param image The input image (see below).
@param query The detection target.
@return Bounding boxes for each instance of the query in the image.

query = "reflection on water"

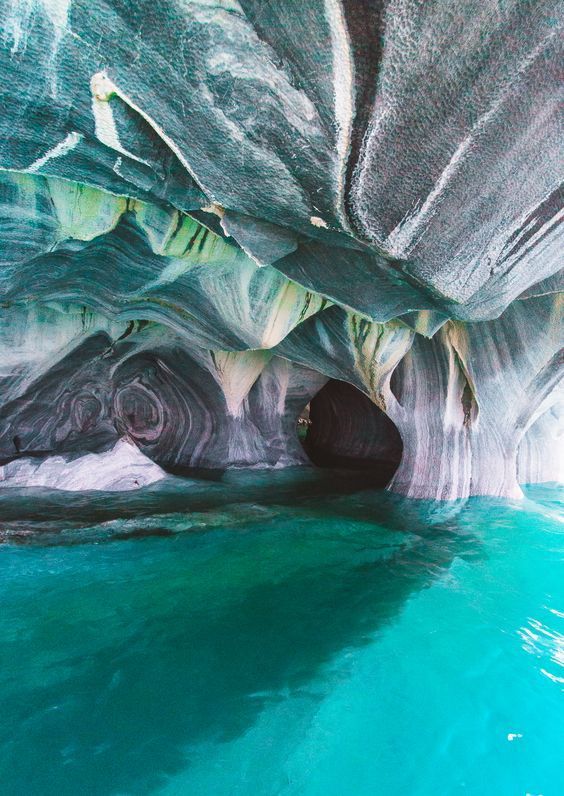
[0,472,562,795]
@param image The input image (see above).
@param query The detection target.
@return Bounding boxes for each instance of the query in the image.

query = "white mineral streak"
[24,132,83,174]
[90,71,212,197]
[3,0,70,94]
[3,0,69,52]
[383,28,557,261]
[343,0,561,310]
[206,24,319,130]
[324,0,354,229]
[90,73,154,168]
[0,438,167,491]
[383,137,475,259]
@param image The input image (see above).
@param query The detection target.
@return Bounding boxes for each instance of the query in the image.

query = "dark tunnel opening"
[299,379,403,487]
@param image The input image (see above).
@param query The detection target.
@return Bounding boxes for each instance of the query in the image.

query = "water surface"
[0,472,562,795]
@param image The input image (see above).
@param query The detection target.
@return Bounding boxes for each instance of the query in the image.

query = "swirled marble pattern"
[0,322,328,470]
[274,297,563,498]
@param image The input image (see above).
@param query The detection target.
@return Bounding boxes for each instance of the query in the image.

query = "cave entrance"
[299,379,403,486]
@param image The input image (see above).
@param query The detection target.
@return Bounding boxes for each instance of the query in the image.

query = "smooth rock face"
[0,439,167,491]
[0,1,562,499]
[518,404,564,485]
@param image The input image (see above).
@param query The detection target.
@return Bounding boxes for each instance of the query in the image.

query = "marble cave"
[0,1,562,498]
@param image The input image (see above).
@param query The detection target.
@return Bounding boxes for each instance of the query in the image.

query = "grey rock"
[221,211,299,266]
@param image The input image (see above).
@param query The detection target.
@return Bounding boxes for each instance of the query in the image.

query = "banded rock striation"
[0,0,562,496]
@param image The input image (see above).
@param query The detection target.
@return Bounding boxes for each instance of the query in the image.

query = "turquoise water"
[0,472,562,795]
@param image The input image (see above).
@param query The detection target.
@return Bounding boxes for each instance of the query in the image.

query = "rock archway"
[301,379,402,486]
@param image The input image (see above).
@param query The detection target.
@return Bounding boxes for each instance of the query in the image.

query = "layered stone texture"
[386,296,563,499]
[0,0,562,496]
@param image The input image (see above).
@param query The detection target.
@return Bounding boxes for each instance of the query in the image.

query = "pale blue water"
[0,471,562,795]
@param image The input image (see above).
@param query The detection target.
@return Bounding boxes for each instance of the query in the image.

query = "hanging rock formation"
[0,0,561,496]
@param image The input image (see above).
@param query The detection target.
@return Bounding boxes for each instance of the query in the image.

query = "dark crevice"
[300,378,402,486]
[389,367,402,403]
[461,380,476,428]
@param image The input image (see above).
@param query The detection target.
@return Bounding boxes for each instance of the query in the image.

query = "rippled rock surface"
[0,0,562,498]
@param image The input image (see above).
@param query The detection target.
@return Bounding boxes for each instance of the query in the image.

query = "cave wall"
[276,298,563,498]
[517,403,564,485]
[0,319,327,469]
[0,0,562,497]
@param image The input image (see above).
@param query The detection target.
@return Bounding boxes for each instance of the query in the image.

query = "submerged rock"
[0,439,167,491]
